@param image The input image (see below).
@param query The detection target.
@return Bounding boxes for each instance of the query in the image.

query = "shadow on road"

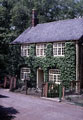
[0,94,9,98]
[0,105,19,120]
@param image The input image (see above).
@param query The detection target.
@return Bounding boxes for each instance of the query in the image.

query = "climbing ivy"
[19,42,76,88]
[63,42,76,87]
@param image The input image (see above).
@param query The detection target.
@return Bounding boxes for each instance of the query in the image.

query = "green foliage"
[19,42,76,88]
[63,42,76,87]
[46,43,53,57]
[29,44,36,57]
[11,3,29,33]
[0,0,23,80]
[47,82,59,98]
[5,45,24,76]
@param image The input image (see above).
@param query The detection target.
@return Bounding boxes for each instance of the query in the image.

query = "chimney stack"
[32,9,39,27]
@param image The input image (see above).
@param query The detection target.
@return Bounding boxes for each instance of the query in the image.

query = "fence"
[42,81,81,100]
[3,76,17,90]
[42,82,62,100]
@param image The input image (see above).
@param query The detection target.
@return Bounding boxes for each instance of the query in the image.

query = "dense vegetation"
[20,42,75,88]
[0,0,83,82]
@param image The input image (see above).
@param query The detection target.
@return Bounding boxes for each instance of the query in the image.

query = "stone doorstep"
[41,97,61,102]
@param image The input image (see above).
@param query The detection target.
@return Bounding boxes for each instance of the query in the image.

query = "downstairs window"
[20,67,30,81]
[49,69,61,84]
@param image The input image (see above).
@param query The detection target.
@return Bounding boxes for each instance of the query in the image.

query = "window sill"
[21,55,29,57]
[53,55,65,57]
[36,55,46,57]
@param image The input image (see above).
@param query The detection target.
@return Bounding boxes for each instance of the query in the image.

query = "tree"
[11,2,29,33]
[0,0,18,79]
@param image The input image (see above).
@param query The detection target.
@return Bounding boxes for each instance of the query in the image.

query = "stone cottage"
[12,10,83,93]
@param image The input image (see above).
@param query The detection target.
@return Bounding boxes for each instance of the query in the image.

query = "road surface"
[0,89,83,120]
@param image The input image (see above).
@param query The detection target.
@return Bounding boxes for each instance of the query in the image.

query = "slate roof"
[12,17,83,44]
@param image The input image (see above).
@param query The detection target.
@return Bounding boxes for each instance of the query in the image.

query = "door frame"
[37,67,45,88]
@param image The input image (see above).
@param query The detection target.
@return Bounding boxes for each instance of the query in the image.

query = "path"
[0,89,83,120]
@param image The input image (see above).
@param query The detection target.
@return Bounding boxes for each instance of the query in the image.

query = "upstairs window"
[21,45,30,57]
[36,44,46,57]
[49,69,61,84]
[20,67,30,81]
[53,43,65,56]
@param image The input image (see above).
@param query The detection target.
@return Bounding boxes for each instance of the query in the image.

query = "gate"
[42,82,62,100]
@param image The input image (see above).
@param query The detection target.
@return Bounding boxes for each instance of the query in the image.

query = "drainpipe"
[76,41,80,93]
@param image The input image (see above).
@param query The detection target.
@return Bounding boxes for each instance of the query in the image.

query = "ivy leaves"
[23,42,76,88]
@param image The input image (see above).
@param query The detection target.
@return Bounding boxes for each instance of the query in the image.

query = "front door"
[37,68,44,89]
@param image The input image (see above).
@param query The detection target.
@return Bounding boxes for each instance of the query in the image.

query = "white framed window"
[36,44,46,57]
[53,43,65,56]
[21,45,30,57]
[20,67,30,81]
[49,69,61,84]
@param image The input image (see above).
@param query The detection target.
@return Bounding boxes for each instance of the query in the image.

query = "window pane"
[62,48,65,55]
[49,69,55,74]
[58,48,61,55]
[44,44,46,48]
[22,45,25,49]
[53,48,57,55]
[44,49,46,55]
[40,49,44,55]
[56,69,60,74]
[55,69,60,74]
[62,43,65,47]
[41,45,44,49]
[55,69,58,74]
[36,49,39,55]
[25,50,27,56]
[49,75,54,81]
[58,43,61,47]
[37,45,39,48]
[53,43,57,47]
[54,75,56,81]
[57,75,60,81]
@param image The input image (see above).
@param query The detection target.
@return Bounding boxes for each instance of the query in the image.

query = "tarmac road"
[0,89,83,120]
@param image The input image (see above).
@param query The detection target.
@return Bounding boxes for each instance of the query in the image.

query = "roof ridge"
[37,17,83,26]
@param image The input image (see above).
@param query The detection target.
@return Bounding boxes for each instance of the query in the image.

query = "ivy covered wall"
[19,42,76,88]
